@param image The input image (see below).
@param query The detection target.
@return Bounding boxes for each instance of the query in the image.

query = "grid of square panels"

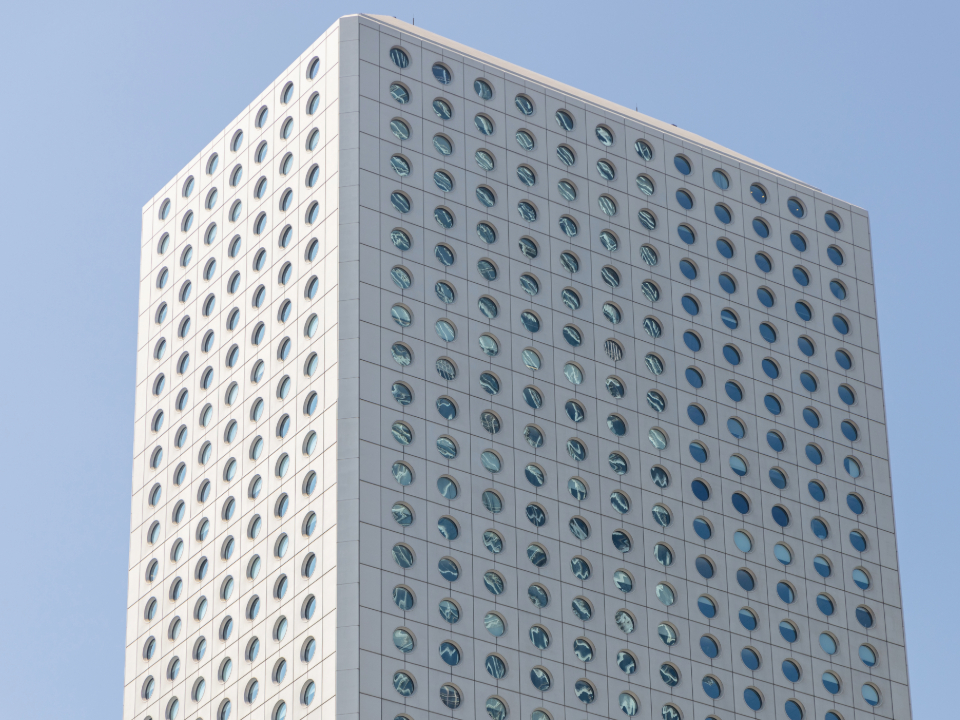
[358,24,896,720]
[128,36,339,720]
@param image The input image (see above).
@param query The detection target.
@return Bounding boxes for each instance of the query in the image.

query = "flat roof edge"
[363,14,820,193]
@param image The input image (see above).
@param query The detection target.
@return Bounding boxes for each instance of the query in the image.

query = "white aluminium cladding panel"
[126,16,345,720]
[353,12,909,720]
[124,11,911,720]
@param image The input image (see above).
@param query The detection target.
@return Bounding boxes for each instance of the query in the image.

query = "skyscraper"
[125,14,911,720]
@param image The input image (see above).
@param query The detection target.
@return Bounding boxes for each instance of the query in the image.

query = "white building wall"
[350,14,910,720]
[125,18,344,720]
[126,13,911,720]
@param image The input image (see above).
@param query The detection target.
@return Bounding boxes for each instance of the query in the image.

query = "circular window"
[557,144,576,166]
[474,114,495,136]
[514,94,534,115]
[677,223,696,244]
[673,155,692,175]
[716,237,734,258]
[777,581,796,604]
[705,168,728,189]
[555,109,575,131]
[595,125,614,146]
[636,174,655,195]
[637,209,657,230]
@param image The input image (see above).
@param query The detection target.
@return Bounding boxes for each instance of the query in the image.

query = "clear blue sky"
[0,1,954,717]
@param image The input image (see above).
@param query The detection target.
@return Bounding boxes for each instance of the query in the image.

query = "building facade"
[125,14,911,720]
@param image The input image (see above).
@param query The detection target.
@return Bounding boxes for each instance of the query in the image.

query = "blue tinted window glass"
[727,418,745,439]
[813,555,832,577]
[719,274,736,294]
[808,481,826,502]
[677,224,696,244]
[691,480,710,501]
[817,594,835,616]
[674,155,692,175]
[790,231,807,252]
[853,569,871,589]
[676,189,693,209]
[697,595,716,617]
[811,518,829,539]
[731,492,750,514]
[835,349,853,369]
[389,48,409,68]
[716,238,734,258]
[685,367,704,388]
[763,395,782,415]
[757,287,775,307]
[850,531,867,552]
[788,198,805,218]
[432,64,452,84]
[725,382,743,402]
[798,336,815,356]
[827,246,844,265]
[761,358,779,378]
[800,371,818,392]
[771,506,790,526]
[795,302,812,321]
[841,420,859,441]
[769,467,787,489]
[833,315,850,335]
[824,212,841,231]
[722,345,741,365]
[752,218,770,238]
[847,495,865,516]
[700,635,719,657]
[754,253,772,272]
[838,385,856,405]
[695,557,714,578]
[693,517,712,539]
[721,309,739,329]
[714,204,732,224]
[806,444,823,465]
[689,442,707,463]
[683,332,701,352]
[687,405,706,426]
[729,455,748,476]
[759,323,777,343]
[780,621,798,642]
[681,295,700,315]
